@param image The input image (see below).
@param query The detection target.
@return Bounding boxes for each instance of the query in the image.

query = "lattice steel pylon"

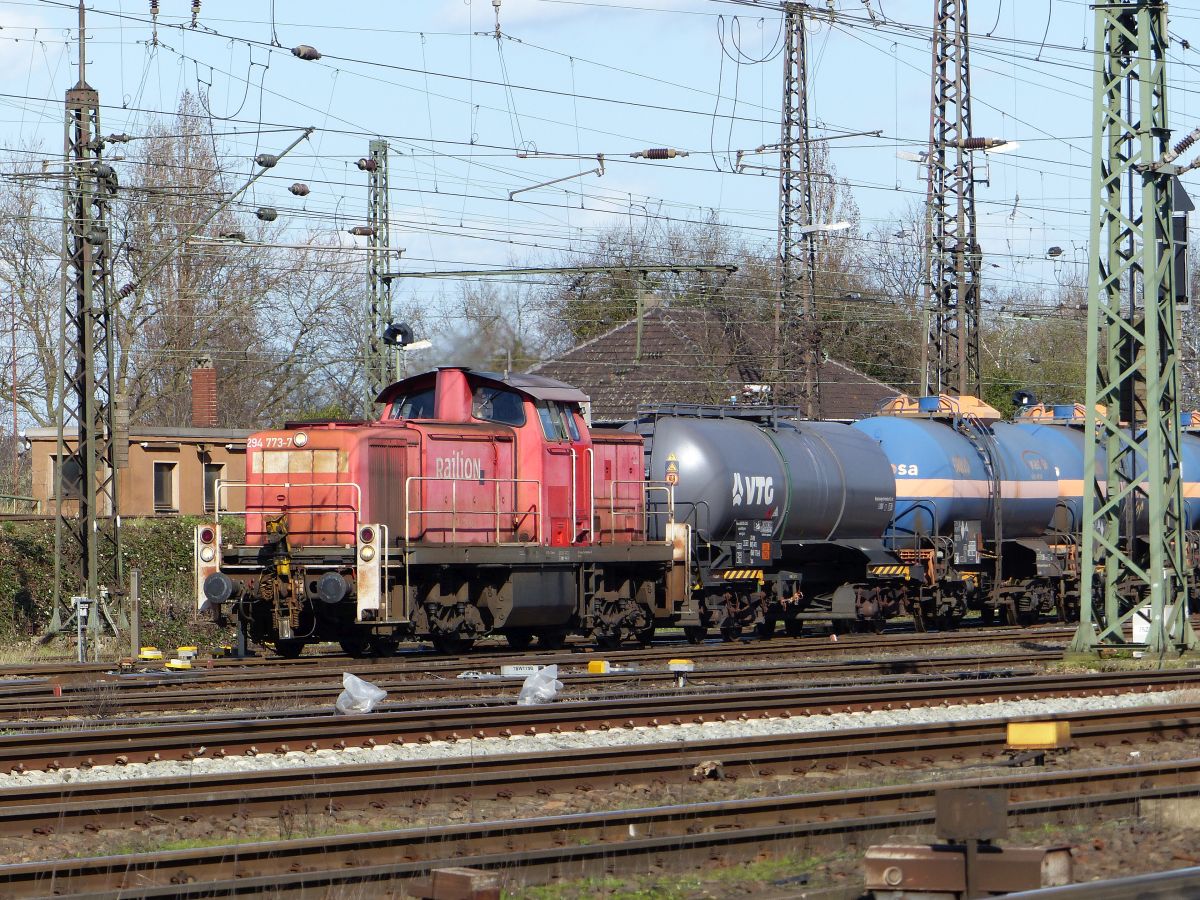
[771,2,819,418]
[1069,0,1196,655]
[50,0,124,636]
[363,139,393,410]
[919,0,980,397]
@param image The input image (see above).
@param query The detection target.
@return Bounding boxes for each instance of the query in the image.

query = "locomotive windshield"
[389,387,436,419]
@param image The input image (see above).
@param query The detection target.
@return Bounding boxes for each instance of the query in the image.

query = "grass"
[509,851,840,899]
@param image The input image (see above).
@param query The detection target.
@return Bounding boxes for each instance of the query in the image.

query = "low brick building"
[26,425,251,517]
[26,364,251,517]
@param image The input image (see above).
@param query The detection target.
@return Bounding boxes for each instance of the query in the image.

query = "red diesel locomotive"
[197,367,692,655]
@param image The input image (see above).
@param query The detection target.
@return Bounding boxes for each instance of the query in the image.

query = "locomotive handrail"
[403,475,543,544]
[213,479,362,525]
[604,480,674,544]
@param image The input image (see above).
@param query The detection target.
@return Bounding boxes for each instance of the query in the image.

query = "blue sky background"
[5,0,1200,342]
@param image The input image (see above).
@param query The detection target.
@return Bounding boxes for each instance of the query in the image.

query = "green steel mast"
[1070,0,1196,655]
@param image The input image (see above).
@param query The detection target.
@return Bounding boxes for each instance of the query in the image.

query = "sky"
[5,0,1200,350]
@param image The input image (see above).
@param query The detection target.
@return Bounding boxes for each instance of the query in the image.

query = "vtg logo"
[732,473,774,506]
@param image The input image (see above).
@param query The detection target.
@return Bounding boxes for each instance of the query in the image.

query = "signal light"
[199,546,216,563]
[199,526,216,544]
[360,526,375,545]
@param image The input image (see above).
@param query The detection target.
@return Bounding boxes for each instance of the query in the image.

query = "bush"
[0,516,244,650]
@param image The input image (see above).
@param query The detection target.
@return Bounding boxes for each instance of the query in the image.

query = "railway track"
[1,667,1195,771]
[0,649,1057,720]
[0,623,1075,684]
[10,750,1200,897]
[3,701,1198,840]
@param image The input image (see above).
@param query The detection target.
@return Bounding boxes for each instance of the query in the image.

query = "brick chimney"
[191,359,218,428]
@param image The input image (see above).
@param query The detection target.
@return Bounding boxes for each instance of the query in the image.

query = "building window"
[153,462,177,513]
[203,463,224,514]
[52,455,83,500]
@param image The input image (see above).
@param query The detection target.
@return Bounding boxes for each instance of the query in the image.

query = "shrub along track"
[8,748,1200,897]
[1,667,1196,772]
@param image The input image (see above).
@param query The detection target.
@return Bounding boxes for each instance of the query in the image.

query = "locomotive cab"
[198,367,685,655]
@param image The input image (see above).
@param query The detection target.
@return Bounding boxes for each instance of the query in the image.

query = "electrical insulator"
[256,207,278,222]
[149,0,158,13]
[356,157,377,172]
[348,226,375,237]
[220,230,247,242]
[106,133,132,143]
[630,148,688,160]
[191,0,200,27]
[255,153,279,168]
[118,282,135,299]
[289,182,310,196]
[292,45,322,61]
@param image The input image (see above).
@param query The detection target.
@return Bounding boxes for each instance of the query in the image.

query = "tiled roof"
[529,306,898,423]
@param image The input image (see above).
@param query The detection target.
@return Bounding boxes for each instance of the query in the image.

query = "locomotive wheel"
[431,634,476,654]
[755,618,776,640]
[783,618,804,637]
[369,636,398,657]
[273,639,305,659]
[505,630,535,651]
[536,627,569,650]
[980,605,997,626]
[635,625,656,647]
[683,626,707,644]
[339,639,374,658]
[594,632,622,650]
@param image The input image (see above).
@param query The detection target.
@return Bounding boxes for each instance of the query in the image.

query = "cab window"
[472,386,526,426]
[389,387,435,419]
[536,400,566,441]
[558,403,581,441]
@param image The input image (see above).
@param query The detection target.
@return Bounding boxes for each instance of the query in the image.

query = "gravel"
[2,687,1195,788]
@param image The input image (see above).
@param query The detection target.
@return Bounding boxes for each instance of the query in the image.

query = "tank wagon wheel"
[273,640,306,659]
[683,626,707,644]
[719,624,742,643]
[755,619,777,640]
[594,632,623,651]
[431,634,476,654]
[635,625,656,647]
[505,630,535,651]
[783,619,804,638]
[536,627,569,650]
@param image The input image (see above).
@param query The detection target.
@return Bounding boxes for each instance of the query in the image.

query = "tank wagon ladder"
[959,415,1006,619]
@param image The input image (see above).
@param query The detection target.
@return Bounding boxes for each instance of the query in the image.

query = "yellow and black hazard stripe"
[868,564,912,578]
[716,569,764,582]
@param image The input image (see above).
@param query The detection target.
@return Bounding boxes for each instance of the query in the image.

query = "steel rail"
[0,623,1076,684]
[10,755,1200,897]
[2,702,1198,840]
[0,668,1196,772]
[0,650,1056,720]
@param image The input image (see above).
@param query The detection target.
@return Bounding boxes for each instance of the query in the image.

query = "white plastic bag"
[335,672,387,714]
[517,664,562,705]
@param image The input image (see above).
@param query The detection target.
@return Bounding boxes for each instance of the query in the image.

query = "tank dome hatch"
[875,393,1002,423]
